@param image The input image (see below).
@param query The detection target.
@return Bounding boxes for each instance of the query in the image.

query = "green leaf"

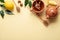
[0,4,5,8]
[25,0,29,6]
[5,10,14,15]
[0,10,4,18]
[0,0,4,3]
[29,1,32,8]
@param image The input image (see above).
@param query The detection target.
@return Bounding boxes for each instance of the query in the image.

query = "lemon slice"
[48,1,57,6]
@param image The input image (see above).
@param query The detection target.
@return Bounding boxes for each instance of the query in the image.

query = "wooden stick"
[13,0,20,12]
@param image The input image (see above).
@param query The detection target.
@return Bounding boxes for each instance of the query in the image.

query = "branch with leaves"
[0,0,14,19]
[0,0,4,3]
[24,0,32,8]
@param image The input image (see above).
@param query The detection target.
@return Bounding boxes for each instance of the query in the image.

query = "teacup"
[32,0,45,15]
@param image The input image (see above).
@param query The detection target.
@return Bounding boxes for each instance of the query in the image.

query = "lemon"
[48,1,57,6]
[4,0,14,11]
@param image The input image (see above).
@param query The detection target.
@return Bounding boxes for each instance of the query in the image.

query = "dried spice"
[18,0,21,3]
[20,3,23,7]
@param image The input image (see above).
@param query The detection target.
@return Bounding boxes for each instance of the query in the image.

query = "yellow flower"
[4,0,14,11]
[48,1,57,6]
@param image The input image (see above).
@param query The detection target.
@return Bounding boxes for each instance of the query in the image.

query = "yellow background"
[0,0,60,40]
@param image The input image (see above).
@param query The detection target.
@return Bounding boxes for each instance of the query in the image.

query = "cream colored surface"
[0,0,60,40]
